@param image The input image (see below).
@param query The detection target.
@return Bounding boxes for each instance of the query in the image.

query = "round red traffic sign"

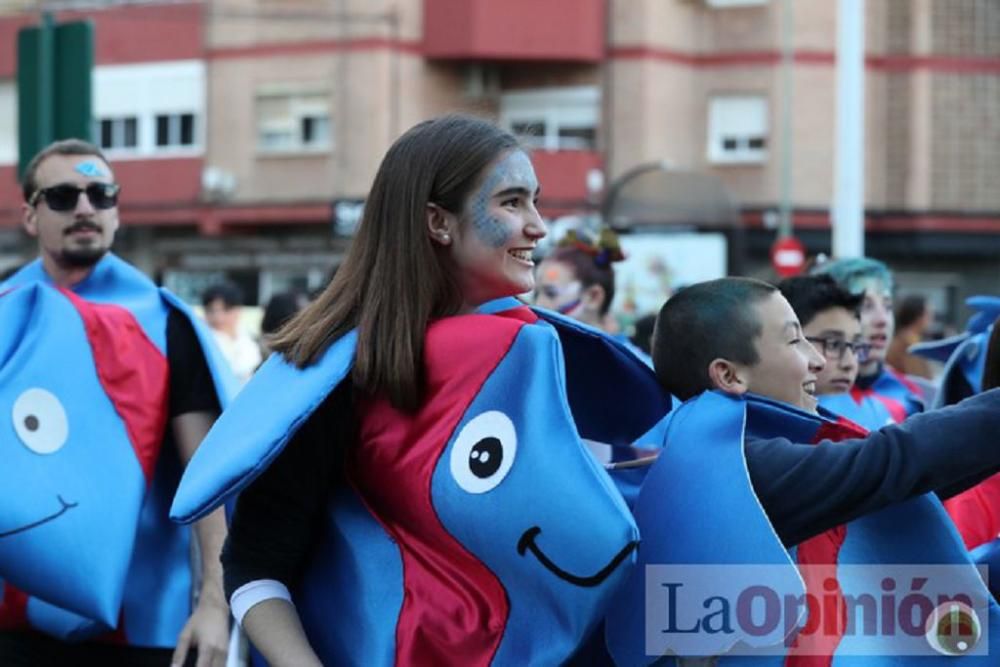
[770,236,806,277]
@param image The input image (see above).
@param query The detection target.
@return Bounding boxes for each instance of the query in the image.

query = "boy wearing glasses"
[779,274,895,430]
[608,277,1000,664]
[0,140,232,667]
[813,257,925,422]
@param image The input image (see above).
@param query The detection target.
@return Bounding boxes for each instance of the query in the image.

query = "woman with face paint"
[533,229,625,334]
[212,115,559,664]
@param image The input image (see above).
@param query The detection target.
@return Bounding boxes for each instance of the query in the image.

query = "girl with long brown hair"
[223,115,550,663]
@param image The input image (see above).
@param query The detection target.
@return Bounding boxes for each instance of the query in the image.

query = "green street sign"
[17,17,94,179]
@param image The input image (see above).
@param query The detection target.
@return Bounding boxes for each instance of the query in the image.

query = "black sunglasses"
[28,183,121,212]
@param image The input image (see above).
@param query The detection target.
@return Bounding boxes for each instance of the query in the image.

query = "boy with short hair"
[608,277,1000,665]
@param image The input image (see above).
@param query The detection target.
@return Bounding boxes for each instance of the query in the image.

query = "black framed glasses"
[806,336,871,363]
[28,183,121,212]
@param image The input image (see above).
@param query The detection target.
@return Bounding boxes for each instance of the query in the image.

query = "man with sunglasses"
[779,274,896,430]
[0,140,233,667]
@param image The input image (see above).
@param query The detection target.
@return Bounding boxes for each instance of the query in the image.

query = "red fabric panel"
[944,473,1000,550]
[786,527,848,667]
[493,304,539,325]
[94,610,129,645]
[785,417,870,665]
[0,584,29,630]
[352,312,530,666]
[59,288,169,482]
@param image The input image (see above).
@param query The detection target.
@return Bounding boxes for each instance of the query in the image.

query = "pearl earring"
[441,233,450,242]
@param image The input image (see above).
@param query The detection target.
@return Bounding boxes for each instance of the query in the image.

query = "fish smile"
[0,495,77,538]
[517,526,637,587]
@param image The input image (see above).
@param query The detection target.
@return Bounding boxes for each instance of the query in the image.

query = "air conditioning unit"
[202,167,237,202]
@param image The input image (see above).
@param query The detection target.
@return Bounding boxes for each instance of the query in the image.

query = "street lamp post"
[832,0,866,259]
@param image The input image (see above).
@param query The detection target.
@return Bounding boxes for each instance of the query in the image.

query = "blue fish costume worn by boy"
[0,255,234,645]
[859,365,924,423]
[606,391,1000,666]
[172,299,669,666]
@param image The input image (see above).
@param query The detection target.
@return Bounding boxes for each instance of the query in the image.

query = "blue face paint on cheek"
[75,161,106,178]
[469,151,538,249]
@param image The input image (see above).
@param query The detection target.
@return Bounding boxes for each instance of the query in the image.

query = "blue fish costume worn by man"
[606,390,1000,666]
[172,299,670,666]
[0,255,234,647]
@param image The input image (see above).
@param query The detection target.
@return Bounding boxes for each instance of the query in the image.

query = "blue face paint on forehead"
[469,151,538,249]
[75,161,107,178]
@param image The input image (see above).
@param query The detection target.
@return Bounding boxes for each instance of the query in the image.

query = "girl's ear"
[426,203,454,246]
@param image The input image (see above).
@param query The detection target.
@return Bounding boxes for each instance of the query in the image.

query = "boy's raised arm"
[747,387,1000,547]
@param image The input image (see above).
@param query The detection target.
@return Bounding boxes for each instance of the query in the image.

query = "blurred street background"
[1,0,998,338]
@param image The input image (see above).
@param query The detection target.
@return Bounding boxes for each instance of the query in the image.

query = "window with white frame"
[97,116,139,151]
[707,95,768,164]
[256,91,331,153]
[155,112,196,148]
[93,60,205,158]
[500,86,599,151]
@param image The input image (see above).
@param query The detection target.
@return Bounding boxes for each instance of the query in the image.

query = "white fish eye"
[449,410,517,494]
[12,388,68,455]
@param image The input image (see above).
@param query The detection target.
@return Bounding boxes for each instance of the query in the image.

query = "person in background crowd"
[533,227,655,368]
[887,294,936,380]
[630,313,657,357]
[258,290,310,358]
[202,281,262,386]
[534,228,625,334]
[812,257,924,421]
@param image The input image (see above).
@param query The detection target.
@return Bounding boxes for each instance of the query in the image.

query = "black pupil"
[24,415,40,432]
[469,437,503,478]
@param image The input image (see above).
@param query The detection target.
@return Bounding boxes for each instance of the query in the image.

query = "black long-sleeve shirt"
[221,387,1000,598]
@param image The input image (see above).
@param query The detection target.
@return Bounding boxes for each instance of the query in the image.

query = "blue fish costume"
[910,296,1000,410]
[912,297,1000,570]
[0,255,235,644]
[172,299,669,665]
[817,392,894,432]
[606,391,999,666]
[863,366,924,422]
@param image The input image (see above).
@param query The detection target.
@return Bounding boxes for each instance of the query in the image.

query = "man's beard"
[59,245,107,268]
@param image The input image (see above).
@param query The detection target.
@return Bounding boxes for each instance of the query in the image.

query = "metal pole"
[37,11,55,148]
[832,0,865,258]
[778,0,794,239]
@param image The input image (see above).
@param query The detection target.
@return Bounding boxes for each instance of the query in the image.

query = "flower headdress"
[558,228,626,268]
